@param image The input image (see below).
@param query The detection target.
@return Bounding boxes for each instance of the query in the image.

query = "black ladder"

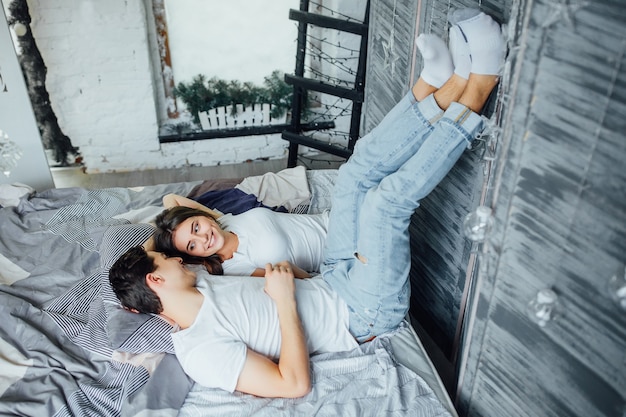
[283,0,370,167]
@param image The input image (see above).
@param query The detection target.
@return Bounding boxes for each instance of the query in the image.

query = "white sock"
[454,11,505,75]
[449,7,482,25]
[448,25,471,79]
[416,34,453,88]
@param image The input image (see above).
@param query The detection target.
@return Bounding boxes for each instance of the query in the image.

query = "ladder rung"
[289,9,367,36]
[282,131,353,159]
[284,74,364,102]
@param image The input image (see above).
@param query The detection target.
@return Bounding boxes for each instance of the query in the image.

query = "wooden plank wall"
[457,0,626,415]
[364,0,512,363]
[366,0,625,415]
[362,0,418,133]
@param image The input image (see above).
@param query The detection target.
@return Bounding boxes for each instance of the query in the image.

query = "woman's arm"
[251,263,311,279]
[275,261,311,278]
[162,193,222,218]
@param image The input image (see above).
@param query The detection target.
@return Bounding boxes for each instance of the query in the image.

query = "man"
[109,9,504,398]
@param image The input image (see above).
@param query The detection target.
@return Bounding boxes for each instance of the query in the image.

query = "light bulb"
[0,130,23,177]
[13,22,27,37]
[463,205,494,242]
[527,288,561,327]
[607,265,626,311]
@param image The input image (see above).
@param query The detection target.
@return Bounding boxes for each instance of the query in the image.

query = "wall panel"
[366,1,625,415]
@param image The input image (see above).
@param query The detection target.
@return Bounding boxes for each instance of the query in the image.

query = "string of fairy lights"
[294,3,366,167]
[308,1,364,23]
[305,34,361,82]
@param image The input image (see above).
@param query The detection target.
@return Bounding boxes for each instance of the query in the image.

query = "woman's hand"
[253,261,311,279]
[276,260,311,279]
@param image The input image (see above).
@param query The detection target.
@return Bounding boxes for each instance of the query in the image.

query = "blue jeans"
[321,93,484,342]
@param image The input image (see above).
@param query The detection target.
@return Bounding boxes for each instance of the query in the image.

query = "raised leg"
[324,35,457,261]
[328,77,496,341]
[323,11,505,341]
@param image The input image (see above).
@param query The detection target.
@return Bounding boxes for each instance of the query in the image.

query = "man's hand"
[264,262,296,301]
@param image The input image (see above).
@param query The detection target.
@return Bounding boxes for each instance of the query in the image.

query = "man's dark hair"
[154,206,224,275]
[109,246,163,314]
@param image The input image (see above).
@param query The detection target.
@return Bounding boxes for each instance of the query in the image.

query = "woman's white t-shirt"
[171,271,357,392]
[218,208,329,275]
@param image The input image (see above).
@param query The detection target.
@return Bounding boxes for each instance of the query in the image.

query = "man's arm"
[235,262,311,398]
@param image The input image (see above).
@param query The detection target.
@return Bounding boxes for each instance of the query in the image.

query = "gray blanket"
[0,183,197,417]
[0,178,452,417]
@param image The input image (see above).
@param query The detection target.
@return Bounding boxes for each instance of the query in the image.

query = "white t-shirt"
[219,208,329,275]
[171,270,357,392]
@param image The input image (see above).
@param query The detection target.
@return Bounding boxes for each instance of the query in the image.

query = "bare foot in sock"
[447,8,482,79]
[451,9,505,76]
[416,33,454,88]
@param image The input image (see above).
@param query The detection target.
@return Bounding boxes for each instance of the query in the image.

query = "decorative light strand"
[308,1,365,23]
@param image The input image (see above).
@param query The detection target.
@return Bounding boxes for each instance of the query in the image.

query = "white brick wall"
[19,0,284,173]
[21,0,359,173]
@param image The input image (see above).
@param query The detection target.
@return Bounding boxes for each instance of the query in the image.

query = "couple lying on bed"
[109,9,504,399]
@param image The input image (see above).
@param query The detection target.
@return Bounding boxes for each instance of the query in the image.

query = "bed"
[0,167,457,417]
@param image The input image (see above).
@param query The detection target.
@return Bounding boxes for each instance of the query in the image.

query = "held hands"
[264,261,296,303]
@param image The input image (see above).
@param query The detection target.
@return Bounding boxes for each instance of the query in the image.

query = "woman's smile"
[174,216,225,257]
[206,231,215,250]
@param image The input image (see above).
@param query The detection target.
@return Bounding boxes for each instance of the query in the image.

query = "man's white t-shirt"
[170,270,357,392]
[218,208,329,275]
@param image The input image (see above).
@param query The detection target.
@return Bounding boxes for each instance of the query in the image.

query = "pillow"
[0,183,34,207]
[99,223,176,353]
[44,222,174,356]
[99,222,156,269]
[187,167,312,214]
[193,187,287,215]
[187,177,243,199]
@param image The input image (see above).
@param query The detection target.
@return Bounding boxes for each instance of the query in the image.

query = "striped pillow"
[100,223,176,353]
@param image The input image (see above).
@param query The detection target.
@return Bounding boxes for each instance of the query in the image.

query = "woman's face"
[172,215,224,257]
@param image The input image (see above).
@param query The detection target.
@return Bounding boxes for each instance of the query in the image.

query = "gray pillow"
[99,223,176,353]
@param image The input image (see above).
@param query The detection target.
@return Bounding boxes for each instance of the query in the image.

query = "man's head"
[109,246,163,314]
[110,246,199,315]
[110,245,199,316]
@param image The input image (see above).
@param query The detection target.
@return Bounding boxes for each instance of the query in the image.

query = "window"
[151,0,298,138]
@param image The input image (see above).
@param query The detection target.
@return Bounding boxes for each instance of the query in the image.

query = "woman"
[154,194,328,277]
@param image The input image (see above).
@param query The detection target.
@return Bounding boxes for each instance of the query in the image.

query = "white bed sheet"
[178,322,457,417]
[391,321,458,416]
